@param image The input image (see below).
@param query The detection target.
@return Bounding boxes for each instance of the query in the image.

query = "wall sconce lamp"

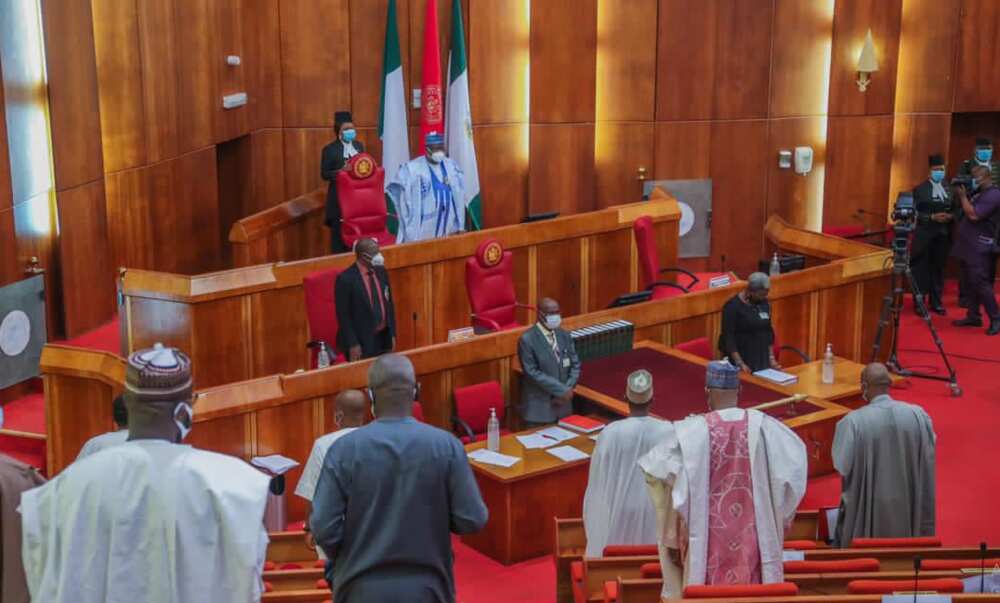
[856,29,878,92]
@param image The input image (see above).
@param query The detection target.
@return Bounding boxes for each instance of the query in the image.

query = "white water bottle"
[317,343,332,369]
[769,252,781,276]
[486,408,500,452]
[822,343,835,385]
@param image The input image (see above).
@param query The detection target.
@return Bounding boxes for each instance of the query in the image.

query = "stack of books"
[570,319,634,362]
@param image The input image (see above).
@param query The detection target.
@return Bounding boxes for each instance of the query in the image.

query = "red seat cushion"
[315,578,328,589]
[683,582,799,598]
[784,540,825,550]
[650,284,686,300]
[279,562,302,570]
[263,581,274,592]
[602,544,658,556]
[784,558,880,574]
[313,559,326,569]
[336,156,395,249]
[639,562,661,578]
[263,560,276,571]
[454,380,505,438]
[922,558,1000,570]
[465,239,522,332]
[676,337,712,360]
[602,580,618,603]
[848,578,964,594]
[570,561,586,603]
[850,536,942,548]
[303,268,346,366]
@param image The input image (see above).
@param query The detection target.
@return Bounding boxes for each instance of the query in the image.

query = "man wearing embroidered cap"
[639,359,807,599]
[20,343,271,603]
[583,369,675,557]
[386,131,466,242]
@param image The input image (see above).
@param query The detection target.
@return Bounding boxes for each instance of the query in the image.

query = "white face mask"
[370,252,385,267]
[429,150,445,164]
[544,313,562,330]
[174,402,193,441]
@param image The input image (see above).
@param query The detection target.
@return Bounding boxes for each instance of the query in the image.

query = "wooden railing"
[228,188,328,267]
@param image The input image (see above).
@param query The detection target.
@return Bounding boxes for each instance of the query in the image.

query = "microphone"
[981,541,988,593]
[913,555,921,603]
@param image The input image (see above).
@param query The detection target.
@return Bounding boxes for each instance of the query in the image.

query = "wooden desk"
[462,426,597,565]
[780,357,901,410]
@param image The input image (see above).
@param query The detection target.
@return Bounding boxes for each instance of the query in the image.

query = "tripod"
[870,253,961,396]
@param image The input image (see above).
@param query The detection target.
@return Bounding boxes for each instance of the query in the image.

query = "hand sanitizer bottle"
[769,252,781,276]
[487,408,500,452]
[317,343,332,369]
[822,343,835,385]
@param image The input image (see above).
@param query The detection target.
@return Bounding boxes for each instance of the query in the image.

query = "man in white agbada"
[583,369,674,557]
[75,395,129,461]
[639,359,807,599]
[20,343,270,603]
[386,131,466,243]
[295,389,367,561]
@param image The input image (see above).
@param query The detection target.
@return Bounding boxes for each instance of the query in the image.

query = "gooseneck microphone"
[912,555,921,603]
[981,541,988,593]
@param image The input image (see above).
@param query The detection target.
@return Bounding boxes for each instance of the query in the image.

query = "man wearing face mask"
[516,297,581,427]
[951,164,1000,335]
[20,343,270,603]
[387,131,466,243]
[910,154,955,315]
[719,272,778,373]
[322,111,365,253]
[832,363,936,546]
[957,138,999,308]
[335,238,397,361]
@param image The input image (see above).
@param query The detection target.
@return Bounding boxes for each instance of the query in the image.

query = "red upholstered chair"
[303,268,346,368]
[602,581,618,603]
[453,381,511,444]
[464,239,533,332]
[683,582,799,598]
[570,561,586,603]
[412,401,425,423]
[603,544,659,557]
[675,337,713,361]
[848,578,964,594]
[639,563,661,578]
[336,153,396,248]
[783,539,826,550]
[850,536,943,548]
[633,215,693,299]
[784,558,880,574]
[314,579,328,589]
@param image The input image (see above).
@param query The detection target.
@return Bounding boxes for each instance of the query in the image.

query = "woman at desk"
[719,272,779,373]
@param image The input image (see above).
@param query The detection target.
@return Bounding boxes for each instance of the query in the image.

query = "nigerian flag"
[445,0,482,230]
[379,0,409,206]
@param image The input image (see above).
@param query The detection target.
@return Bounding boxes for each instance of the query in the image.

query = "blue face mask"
[976,148,992,163]
[930,169,945,183]
[341,128,357,143]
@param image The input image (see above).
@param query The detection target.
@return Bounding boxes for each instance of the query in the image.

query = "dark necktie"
[367,270,383,326]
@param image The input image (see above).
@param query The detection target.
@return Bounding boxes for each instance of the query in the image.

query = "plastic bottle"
[769,252,781,276]
[822,343,835,385]
[487,407,500,452]
[317,343,332,369]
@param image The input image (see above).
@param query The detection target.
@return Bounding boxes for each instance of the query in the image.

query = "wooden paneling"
[40,0,104,189]
[770,293,813,364]
[595,123,653,208]
[13,194,61,336]
[894,0,961,114]
[653,121,711,179]
[351,0,412,128]
[136,0,180,162]
[470,0,528,125]
[530,0,597,123]
[828,0,903,116]
[186,413,250,461]
[241,0,282,129]
[595,0,656,122]
[766,117,827,230]
[588,229,633,311]
[174,0,216,153]
[817,284,863,361]
[57,181,115,336]
[251,287,309,376]
[528,124,595,215]
[769,0,835,118]
[890,113,952,208]
[823,115,895,229]
[249,129,287,213]
[954,0,1000,112]
[283,128,331,200]
[0,208,17,286]
[0,67,9,214]
[388,265,434,351]
[475,124,528,227]
[432,258,473,343]
[212,0,249,143]
[278,0,351,127]
[535,238,583,317]
[256,399,316,521]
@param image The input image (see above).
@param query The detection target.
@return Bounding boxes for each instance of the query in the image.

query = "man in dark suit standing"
[910,153,954,314]
[322,111,365,254]
[516,297,581,427]
[335,238,396,361]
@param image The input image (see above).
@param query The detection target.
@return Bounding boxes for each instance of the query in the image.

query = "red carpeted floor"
[2,287,998,603]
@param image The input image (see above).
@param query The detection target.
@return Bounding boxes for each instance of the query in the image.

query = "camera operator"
[951,164,1000,335]
[957,137,999,310]
[910,154,954,315]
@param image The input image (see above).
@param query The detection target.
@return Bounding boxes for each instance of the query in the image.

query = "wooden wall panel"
[709,120,768,275]
[57,181,115,336]
[770,293,812,364]
[954,0,1000,112]
[653,121,711,179]
[389,265,434,351]
[475,124,528,228]
[136,0,180,162]
[530,0,597,123]
[279,0,351,127]
[106,165,154,270]
[894,0,961,114]
[41,0,104,190]
[283,128,331,200]
[256,399,317,522]
[13,194,61,335]
[470,0,528,125]
[528,124,595,215]
[92,0,147,173]
[249,129,287,213]
[828,0,902,116]
[241,0,282,130]
[174,0,216,154]
[351,0,412,128]
[595,0,656,122]
[890,113,951,209]
[168,147,222,274]
[0,208,17,286]
[769,0,835,118]
[713,0,772,120]
[817,284,863,361]
[187,414,249,461]
[535,238,583,318]
[823,115,895,229]
[212,0,249,143]
[595,123,653,208]
[766,117,827,230]
[432,259,473,343]
[252,287,310,376]
[588,229,633,311]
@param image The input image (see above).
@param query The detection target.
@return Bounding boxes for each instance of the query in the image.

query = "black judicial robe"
[321,139,365,253]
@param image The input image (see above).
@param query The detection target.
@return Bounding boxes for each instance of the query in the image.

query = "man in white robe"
[20,344,270,603]
[386,131,466,243]
[639,359,807,599]
[75,395,129,461]
[583,369,675,557]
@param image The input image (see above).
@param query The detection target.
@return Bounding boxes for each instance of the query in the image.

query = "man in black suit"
[335,238,396,361]
[322,111,365,254]
[910,153,955,314]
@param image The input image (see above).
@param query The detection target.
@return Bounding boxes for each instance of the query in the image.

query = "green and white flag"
[379,0,409,193]
[445,0,482,230]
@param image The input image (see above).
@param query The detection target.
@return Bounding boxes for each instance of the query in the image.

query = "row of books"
[570,319,634,362]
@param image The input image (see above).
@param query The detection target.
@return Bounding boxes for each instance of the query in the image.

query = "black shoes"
[930,304,947,316]
[988,320,1000,336]
[952,317,983,327]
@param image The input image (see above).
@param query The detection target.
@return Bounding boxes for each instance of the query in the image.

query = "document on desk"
[515,433,558,449]
[545,445,590,462]
[468,449,521,468]
[535,426,578,443]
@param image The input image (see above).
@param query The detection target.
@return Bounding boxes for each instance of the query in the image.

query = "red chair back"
[683,583,799,598]
[676,337,713,360]
[454,381,505,436]
[848,578,964,594]
[412,401,425,422]
[639,563,661,578]
[303,268,344,366]
[465,239,520,331]
[336,153,395,248]
[633,215,660,289]
[850,536,943,548]
[784,558,880,574]
[602,544,659,557]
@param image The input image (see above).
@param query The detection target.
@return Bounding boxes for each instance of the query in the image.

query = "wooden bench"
[267,531,314,564]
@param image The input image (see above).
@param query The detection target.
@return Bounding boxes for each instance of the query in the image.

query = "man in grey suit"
[517,297,581,427]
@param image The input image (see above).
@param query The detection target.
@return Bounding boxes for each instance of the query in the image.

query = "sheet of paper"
[881,596,953,603]
[782,550,805,562]
[250,454,300,475]
[545,445,590,462]
[963,572,1000,593]
[535,425,578,443]
[468,449,521,468]
[516,433,558,449]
